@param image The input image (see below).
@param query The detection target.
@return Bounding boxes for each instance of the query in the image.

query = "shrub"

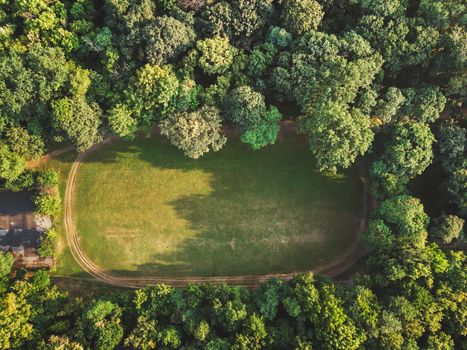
[4,170,35,192]
[37,170,60,189]
[34,192,62,216]
[38,228,58,258]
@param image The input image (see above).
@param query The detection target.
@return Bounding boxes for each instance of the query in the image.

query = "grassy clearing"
[59,135,362,277]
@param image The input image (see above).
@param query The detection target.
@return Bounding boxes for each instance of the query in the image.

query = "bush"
[34,192,62,216]
[4,170,35,192]
[37,170,60,189]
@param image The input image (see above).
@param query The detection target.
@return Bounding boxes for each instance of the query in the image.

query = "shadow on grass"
[76,135,363,277]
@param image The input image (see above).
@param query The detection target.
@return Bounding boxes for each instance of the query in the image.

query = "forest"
[0,0,466,349]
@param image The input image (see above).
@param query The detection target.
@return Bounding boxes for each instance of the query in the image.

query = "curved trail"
[64,135,369,288]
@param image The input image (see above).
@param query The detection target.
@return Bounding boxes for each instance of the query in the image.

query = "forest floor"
[38,124,369,288]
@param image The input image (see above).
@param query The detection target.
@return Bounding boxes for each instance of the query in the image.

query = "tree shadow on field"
[80,135,362,277]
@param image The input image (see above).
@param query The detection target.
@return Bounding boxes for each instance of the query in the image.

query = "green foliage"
[373,122,434,179]
[265,26,292,48]
[34,191,62,216]
[437,122,466,173]
[300,102,374,172]
[143,15,195,65]
[247,43,277,78]
[196,36,237,75]
[4,169,35,192]
[52,98,102,152]
[271,30,383,109]
[431,214,464,244]
[4,127,44,160]
[240,106,281,150]
[79,300,123,350]
[230,0,274,46]
[38,228,58,258]
[0,1,465,348]
[0,252,13,279]
[400,86,446,123]
[0,292,33,349]
[374,87,405,124]
[107,104,138,139]
[37,169,59,189]
[200,2,233,38]
[8,0,78,52]
[160,105,227,159]
[354,0,404,17]
[126,64,180,125]
[281,0,324,35]
[0,144,26,182]
[365,195,432,284]
[446,169,467,217]
[224,86,281,149]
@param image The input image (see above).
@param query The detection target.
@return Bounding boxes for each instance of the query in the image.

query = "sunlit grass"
[56,135,362,277]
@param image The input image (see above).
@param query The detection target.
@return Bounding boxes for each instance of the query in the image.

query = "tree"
[126,64,180,126]
[285,274,365,350]
[4,127,45,161]
[246,42,277,78]
[356,0,405,17]
[437,123,466,173]
[107,104,138,139]
[79,300,123,350]
[143,16,195,65]
[374,87,405,124]
[400,86,446,124]
[426,332,455,350]
[0,144,26,182]
[41,335,85,350]
[0,292,33,349]
[300,102,374,172]
[240,106,281,150]
[372,122,434,179]
[37,169,60,189]
[124,316,158,350]
[160,106,227,159]
[234,314,267,349]
[230,0,274,46]
[52,98,102,152]
[281,0,324,35]
[200,2,234,38]
[446,169,467,217]
[224,86,281,149]
[431,215,464,244]
[265,26,292,48]
[271,30,383,110]
[365,195,432,284]
[10,0,78,52]
[196,36,237,75]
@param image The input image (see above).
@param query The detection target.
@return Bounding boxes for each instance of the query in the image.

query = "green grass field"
[67,135,362,277]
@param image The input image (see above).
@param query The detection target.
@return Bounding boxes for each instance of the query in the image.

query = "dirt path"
[62,127,370,288]
[28,146,75,169]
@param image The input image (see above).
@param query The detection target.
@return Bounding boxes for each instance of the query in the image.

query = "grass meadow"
[53,135,362,277]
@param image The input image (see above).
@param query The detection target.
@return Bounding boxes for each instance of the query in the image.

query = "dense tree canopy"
[0,0,465,349]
